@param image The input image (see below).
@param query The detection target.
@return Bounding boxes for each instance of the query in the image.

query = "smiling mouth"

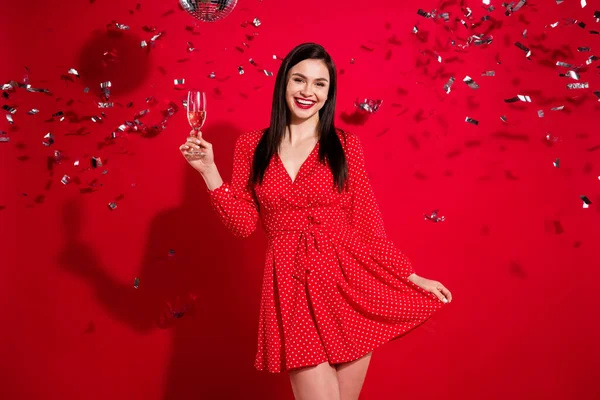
[294,98,316,109]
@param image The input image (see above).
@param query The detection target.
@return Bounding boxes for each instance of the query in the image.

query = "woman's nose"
[300,85,314,97]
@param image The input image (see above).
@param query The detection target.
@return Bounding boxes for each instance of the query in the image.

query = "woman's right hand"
[179,130,215,175]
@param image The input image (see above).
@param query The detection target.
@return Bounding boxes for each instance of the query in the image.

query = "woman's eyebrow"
[291,72,329,82]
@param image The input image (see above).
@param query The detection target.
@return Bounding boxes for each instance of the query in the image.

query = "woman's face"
[285,58,330,123]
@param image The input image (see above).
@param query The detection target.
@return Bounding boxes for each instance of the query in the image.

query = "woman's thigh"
[335,352,373,400]
[288,360,340,400]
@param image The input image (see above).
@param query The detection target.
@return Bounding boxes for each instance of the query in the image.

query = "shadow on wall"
[57,120,290,399]
[77,29,151,97]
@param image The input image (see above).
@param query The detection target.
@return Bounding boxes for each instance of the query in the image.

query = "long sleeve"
[345,133,388,243]
[206,132,259,238]
[345,132,415,278]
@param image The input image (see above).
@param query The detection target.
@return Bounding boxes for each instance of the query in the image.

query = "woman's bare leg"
[335,352,373,400]
[288,360,341,400]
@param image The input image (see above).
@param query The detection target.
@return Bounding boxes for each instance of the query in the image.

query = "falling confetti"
[424,209,446,223]
[355,98,383,113]
[580,195,591,208]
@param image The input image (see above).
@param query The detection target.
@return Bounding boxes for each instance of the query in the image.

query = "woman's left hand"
[409,274,452,304]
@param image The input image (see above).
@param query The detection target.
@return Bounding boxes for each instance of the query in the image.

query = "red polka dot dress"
[207,128,447,373]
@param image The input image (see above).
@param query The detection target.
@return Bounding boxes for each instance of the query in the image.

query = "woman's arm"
[204,132,259,238]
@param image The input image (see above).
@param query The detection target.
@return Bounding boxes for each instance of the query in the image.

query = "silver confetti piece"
[252,17,261,27]
[133,277,139,288]
[417,9,432,18]
[91,157,103,168]
[577,47,591,52]
[238,66,244,75]
[580,195,591,208]
[355,98,383,113]
[61,175,71,185]
[465,116,479,125]
[100,81,111,89]
[208,72,215,79]
[567,82,588,89]
[6,114,14,124]
[187,41,195,52]
[174,79,185,90]
[108,202,117,211]
[567,70,580,80]
[553,158,560,168]
[43,133,54,146]
[98,102,113,108]
[263,70,273,77]
[444,77,455,94]
[463,76,479,89]
[2,105,17,114]
[470,34,493,45]
[551,105,565,111]
[500,115,508,123]
[482,71,495,76]
[115,23,130,30]
[249,58,256,65]
[141,40,148,48]
[424,209,446,223]
[556,61,574,68]
[537,110,544,118]
[594,91,600,101]
[515,42,531,58]
[546,133,560,142]
[68,68,79,76]
[25,87,50,93]
[28,109,39,115]
[150,32,163,42]
[83,87,90,93]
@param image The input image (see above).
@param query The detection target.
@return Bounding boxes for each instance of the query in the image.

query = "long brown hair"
[249,42,348,193]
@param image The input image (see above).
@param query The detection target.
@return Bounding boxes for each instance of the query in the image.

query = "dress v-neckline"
[276,140,319,185]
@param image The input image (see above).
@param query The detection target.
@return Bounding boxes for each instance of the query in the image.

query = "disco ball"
[180,0,238,22]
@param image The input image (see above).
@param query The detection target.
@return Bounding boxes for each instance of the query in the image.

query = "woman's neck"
[286,116,319,141]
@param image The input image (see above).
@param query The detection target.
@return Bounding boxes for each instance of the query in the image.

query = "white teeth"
[296,98,315,105]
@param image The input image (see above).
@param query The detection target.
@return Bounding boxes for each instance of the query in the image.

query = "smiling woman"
[178,42,451,400]
[286,65,329,114]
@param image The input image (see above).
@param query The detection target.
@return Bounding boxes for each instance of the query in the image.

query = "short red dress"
[207,128,447,373]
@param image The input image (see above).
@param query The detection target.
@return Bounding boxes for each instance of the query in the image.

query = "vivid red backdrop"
[1,0,599,399]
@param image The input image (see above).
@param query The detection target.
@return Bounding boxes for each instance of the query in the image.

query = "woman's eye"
[294,78,303,83]
[317,83,325,87]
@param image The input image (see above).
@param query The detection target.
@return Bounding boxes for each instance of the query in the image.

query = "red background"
[1,0,599,399]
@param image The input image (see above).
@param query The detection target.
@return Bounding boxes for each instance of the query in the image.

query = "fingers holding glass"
[180,142,205,159]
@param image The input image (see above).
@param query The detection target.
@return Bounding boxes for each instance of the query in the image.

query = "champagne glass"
[187,89,207,134]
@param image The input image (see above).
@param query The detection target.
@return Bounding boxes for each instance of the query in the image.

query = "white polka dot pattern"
[207,128,447,373]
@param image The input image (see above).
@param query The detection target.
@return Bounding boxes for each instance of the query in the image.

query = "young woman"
[179,42,452,400]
